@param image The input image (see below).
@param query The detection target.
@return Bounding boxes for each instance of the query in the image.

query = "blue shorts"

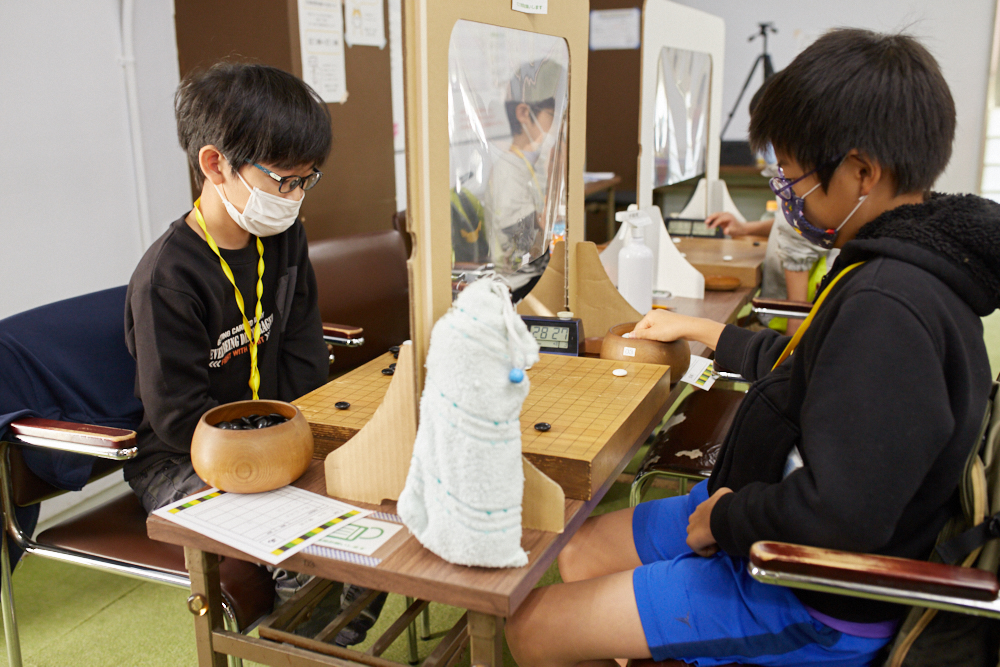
[631,481,892,666]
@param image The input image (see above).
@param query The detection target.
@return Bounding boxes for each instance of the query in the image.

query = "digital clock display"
[521,315,582,356]
[530,324,570,349]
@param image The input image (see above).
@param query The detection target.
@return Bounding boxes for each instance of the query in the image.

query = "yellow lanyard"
[771,262,865,371]
[193,198,264,399]
[511,147,543,195]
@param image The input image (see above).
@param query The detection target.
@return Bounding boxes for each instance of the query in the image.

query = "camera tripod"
[720,22,777,138]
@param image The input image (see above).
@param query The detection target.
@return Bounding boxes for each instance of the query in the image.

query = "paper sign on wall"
[298,0,349,104]
[513,0,547,15]
[590,8,641,50]
[344,0,386,48]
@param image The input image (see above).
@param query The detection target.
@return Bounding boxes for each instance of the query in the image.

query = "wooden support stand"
[324,342,565,533]
[518,240,642,340]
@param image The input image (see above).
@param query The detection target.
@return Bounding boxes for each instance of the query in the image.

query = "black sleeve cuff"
[709,491,744,557]
[714,324,757,376]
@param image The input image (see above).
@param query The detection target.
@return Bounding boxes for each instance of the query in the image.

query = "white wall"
[0,0,190,320]
[670,0,996,195]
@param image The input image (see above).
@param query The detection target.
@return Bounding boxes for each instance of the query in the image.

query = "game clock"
[521,316,583,356]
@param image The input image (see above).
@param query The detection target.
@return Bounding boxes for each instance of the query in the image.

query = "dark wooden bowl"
[600,322,691,381]
[191,400,314,493]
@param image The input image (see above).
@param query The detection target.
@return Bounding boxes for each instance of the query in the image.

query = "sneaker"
[334,586,389,646]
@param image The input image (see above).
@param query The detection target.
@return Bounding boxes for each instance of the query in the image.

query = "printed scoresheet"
[153,486,370,565]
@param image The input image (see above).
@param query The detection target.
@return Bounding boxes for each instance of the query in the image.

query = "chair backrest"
[0,286,142,495]
[883,379,1000,666]
[310,229,411,375]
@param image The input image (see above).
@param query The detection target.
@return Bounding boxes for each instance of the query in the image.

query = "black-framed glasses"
[253,163,323,193]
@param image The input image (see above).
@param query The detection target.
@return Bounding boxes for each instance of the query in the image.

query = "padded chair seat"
[636,388,746,480]
[36,492,274,628]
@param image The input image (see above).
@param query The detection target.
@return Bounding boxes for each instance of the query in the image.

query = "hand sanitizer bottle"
[616,211,653,314]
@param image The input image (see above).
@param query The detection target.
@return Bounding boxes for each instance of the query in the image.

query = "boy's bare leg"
[506,506,649,667]
[505,569,651,667]
[558,507,643,582]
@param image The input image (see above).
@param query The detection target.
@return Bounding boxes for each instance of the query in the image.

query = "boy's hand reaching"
[686,487,733,557]
[630,310,726,352]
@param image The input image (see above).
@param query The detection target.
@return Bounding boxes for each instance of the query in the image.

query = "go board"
[519,354,671,500]
[294,352,397,459]
[298,350,672,500]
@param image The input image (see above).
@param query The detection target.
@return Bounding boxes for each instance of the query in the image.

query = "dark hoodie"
[708,194,1000,623]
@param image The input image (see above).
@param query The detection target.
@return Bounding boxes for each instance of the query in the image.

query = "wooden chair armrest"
[323,323,365,349]
[751,298,813,318]
[323,323,363,339]
[8,417,137,460]
[749,541,1000,602]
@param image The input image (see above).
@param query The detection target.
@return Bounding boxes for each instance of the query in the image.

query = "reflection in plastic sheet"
[653,47,712,188]
[448,20,569,301]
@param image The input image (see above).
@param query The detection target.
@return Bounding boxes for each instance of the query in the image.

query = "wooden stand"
[322,343,565,533]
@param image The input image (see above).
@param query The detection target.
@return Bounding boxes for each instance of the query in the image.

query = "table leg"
[184,546,228,667]
[467,612,503,667]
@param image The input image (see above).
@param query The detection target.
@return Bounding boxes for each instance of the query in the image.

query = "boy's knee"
[505,601,543,667]
[556,534,589,582]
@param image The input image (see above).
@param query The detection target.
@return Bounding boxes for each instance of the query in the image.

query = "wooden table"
[674,237,767,288]
[146,286,754,667]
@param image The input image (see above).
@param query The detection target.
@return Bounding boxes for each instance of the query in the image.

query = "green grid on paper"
[270,510,361,555]
[167,491,224,513]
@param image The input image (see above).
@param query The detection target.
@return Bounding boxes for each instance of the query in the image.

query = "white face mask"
[214,170,303,237]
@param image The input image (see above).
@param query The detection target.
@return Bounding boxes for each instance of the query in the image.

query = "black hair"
[175,61,332,188]
[749,29,955,194]
[748,78,772,116]
[504,97,556,137]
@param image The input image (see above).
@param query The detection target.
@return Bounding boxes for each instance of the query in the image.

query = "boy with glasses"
[506,29,999,667]
[125,62,384,643]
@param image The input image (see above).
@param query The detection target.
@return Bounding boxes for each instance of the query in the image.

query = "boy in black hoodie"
[506,29,999,667]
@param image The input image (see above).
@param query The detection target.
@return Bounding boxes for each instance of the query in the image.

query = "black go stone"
[335,401,351,410]
[214,413,289,430]
[534,422,551,432]
[382,368,395,376]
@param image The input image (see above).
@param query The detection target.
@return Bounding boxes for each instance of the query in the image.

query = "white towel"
[397,278,540,568]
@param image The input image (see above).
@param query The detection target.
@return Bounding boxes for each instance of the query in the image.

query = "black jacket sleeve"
[710,289,954,557]
[714,324,790,381]
[127,282,220,455]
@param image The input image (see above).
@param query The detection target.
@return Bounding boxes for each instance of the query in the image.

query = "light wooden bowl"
[600,322,691,381]
[191,400,313,493]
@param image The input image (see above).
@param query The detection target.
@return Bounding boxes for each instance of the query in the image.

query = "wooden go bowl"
[191,400,314,493]
[600,322,691,381]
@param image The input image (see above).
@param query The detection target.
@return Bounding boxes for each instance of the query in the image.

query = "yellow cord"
[193,198,264,399]
[771,262,865,372]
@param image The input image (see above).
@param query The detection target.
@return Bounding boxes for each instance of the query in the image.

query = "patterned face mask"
[769,157,866,250]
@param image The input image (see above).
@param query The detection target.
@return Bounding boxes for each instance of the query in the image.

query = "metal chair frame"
[0,436,253,667]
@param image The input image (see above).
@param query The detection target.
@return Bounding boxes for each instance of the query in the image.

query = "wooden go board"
[297,351,672,500]
[295,352,398,459]
[519,355,671,499]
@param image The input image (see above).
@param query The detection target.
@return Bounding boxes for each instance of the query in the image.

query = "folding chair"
[0,287,273,667]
